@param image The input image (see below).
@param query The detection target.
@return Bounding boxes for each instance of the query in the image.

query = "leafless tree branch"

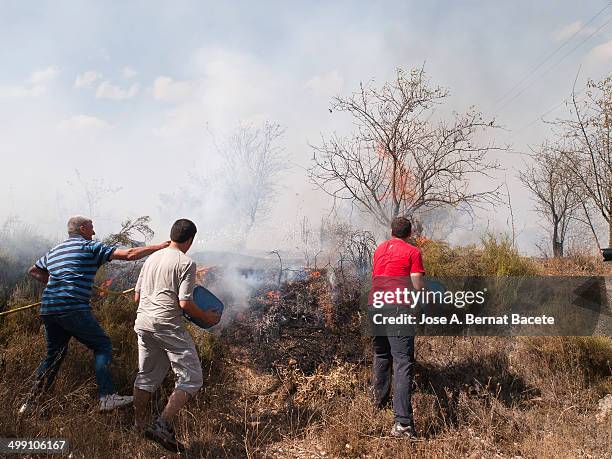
[308,67,504,227]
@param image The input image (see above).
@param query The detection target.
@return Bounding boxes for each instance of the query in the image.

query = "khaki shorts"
[133,327,203,396]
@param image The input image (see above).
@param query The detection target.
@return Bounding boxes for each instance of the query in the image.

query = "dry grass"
[1,239,611,458]
[537,254,612,276]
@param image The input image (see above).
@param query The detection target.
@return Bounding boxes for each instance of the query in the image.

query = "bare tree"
[519,143,581,257]
[308,67,504,227]
[341,229,377,278]
[269,250,284,287]
[298,216,328,268]
[558,75,612,247]
[213,122,288,235]
[70,169,122,219]
[311,217,377,277]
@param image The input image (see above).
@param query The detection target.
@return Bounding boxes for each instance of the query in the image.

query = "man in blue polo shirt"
[19,215,169,414]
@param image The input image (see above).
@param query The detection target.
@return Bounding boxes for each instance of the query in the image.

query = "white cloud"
[587,39,612,62]
[122,66,138,79]
[0,67,59,98]
[57,114,111,130]
[95,81,139,100]
[306,70,344,97]
[74,71,102,89]
[153,76,195,102]
[552,20,594,43]
[29,66,60,85]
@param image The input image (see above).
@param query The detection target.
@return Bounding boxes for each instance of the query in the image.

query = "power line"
[515,89,584,132]
[515,64,610,132]
[494,13,612,117]
[491,2,612,112]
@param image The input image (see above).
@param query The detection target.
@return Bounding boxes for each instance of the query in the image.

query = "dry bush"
[538,253,612,276]
[514,337,612,398]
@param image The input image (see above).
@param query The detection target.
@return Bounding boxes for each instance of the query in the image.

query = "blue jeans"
[34,310,114,398]
[372,335,415,426]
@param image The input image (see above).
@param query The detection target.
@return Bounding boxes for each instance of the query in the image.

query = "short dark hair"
[170,219,197,243]
[391,217,412,238]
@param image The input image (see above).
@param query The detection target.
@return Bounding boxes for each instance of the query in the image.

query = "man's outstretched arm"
[28,266,49,284]
[110,241,171,261]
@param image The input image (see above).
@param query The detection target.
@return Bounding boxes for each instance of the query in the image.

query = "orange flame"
[374,143,418,204]
[97,278,114,297]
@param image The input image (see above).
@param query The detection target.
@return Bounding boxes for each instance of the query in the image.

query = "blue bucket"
[183,285,224,329]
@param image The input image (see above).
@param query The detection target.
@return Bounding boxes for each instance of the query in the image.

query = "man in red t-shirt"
[371,217,425,439]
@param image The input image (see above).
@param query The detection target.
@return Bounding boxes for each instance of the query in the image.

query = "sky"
[1,0,611,254]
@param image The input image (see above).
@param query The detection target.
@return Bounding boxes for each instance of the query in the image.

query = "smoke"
[211,266,268,313]
[156,121,290,251]
[0,216,54,304]
[0,217,54,271]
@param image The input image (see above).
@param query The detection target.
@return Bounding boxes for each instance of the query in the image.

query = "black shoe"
[144,418,185,453]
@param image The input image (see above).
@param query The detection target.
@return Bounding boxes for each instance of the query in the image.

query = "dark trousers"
[371,335,415,425]
[33,310,114,398]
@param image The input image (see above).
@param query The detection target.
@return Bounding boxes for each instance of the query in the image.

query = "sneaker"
[144,418,185,453]
[18,401,31,416]
[18,391,38,417]
[390,422,417,439]
[99,394,134,412]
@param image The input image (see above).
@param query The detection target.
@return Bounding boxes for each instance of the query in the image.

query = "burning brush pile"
[198,264,366,375]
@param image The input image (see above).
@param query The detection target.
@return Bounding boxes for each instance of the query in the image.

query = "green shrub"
[479,233,537,276]
[418,233,537,277]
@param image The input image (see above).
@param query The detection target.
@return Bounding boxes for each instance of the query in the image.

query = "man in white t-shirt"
[132,219,220,452]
